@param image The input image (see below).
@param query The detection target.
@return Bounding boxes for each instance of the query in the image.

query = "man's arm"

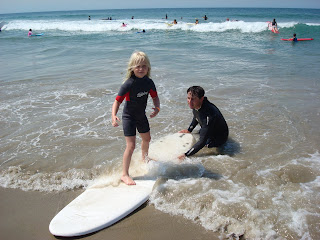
[187,117,198,133]
[182,112,216,159]
[178,127,209,161]
[185,124,210,157]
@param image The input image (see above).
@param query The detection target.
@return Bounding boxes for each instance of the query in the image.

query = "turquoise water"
[1,8,320,239]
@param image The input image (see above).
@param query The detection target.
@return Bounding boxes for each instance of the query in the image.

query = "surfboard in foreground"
[49,180,155,237]
[281,38,313,41]
[49,133,195,237]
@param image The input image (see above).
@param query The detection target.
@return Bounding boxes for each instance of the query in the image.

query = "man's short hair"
[187,86,205,98]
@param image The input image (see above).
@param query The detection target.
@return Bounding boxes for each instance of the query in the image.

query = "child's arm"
[150,96,160,118]
[112,100,121,127]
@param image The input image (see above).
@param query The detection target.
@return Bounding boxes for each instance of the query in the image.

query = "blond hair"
[125,51,151,80]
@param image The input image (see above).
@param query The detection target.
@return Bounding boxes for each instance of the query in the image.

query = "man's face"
[187,92,203,110]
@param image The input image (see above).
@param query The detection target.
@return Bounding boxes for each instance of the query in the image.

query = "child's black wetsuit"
[185,97,229,156]
[116,75,157,136]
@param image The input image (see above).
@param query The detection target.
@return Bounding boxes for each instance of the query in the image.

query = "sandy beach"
[0,187,220,240]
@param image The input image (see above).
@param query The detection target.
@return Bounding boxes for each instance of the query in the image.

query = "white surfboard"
[49,180,155,237]
[49,133,195,237]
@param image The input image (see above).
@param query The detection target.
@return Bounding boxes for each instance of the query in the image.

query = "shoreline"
[0,187,219,240]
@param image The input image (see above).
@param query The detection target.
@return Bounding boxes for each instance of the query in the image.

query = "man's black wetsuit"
[116,75,157,136]
[185,97,228,156]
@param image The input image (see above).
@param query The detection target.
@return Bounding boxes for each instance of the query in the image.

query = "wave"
[306,23,320,26]
[4,19,318,33]
[0,166,95,192]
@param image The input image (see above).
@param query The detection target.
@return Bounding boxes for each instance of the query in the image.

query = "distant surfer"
[293,33,298,42]
[203,15,208,20]
[122,22,127,27]
[195,19,199,24]
[88,16,91,20]
[178,86,229,161]
[172,19,178,24]
[271,18,278,32]
[28,29,33,37]
[112,51,160,185]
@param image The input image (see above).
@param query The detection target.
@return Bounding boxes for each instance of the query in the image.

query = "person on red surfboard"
[271,18,278,33]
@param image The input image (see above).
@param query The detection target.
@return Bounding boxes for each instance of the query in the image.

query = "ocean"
[1,8,320,239]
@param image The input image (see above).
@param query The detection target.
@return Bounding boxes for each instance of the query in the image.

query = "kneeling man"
[179,86,229,160]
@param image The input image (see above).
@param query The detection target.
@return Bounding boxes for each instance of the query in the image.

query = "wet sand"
[0,187,219,240]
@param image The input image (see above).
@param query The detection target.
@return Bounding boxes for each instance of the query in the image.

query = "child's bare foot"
[121,175,136,185]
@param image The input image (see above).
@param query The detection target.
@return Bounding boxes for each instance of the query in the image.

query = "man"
[178,86,229,160]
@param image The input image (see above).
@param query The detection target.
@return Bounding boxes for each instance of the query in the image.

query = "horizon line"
[1,6,319,15]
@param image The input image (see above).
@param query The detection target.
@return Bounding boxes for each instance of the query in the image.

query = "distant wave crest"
[4,19,315,33]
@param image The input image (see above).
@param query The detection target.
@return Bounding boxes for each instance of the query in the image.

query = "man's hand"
[178,154,186,162]
[178,129,191,133]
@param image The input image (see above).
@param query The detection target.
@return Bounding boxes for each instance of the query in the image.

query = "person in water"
[293,33,298,42]
[178,86,229,161]
[203,15,208,20]
[195,19,199,24]
[112,51,160,185]
[28,29,33,37]
[172,19,178,24]
[272,18,278,32]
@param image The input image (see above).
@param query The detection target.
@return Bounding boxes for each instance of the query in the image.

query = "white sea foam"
[149,153,320,239]
[306,23,320,26]
[5,19,307,33]
[0,166,96,192]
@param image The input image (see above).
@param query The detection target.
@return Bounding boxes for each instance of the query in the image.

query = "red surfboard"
[281,38,314,41]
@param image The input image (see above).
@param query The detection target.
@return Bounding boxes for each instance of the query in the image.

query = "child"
[112,51,160,185]
[28,29,33,37]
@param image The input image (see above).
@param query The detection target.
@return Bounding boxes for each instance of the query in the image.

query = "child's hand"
[112,116,120,127]
[150,107,160,118]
